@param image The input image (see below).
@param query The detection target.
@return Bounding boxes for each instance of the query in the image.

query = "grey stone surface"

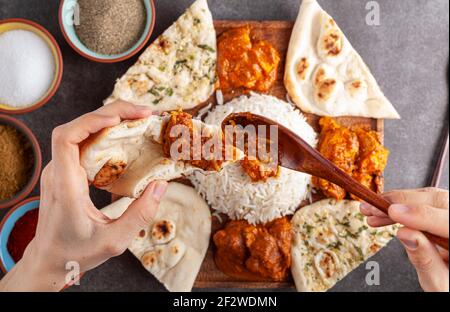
[0,0,448,292]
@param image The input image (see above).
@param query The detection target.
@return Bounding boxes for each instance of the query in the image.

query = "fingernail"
[399,238,418,250]
[151,181,167,201]
[360,202,372,210]
[390,204,411,214]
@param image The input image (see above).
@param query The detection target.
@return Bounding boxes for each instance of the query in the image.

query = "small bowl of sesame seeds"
[59,0,156,63]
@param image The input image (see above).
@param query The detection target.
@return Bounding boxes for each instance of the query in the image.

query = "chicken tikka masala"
[217,26,280,92]
[213,217,292,281]
[313,117,388,199]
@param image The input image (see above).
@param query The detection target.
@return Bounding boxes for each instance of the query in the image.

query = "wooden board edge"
[194,281,295,289]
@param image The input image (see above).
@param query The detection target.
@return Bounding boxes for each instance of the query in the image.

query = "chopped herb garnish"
[355,246,364,260]
[304,224,314,234]
[193,18,201,25]
[197,44,215,53]
[355,213,365,221]
[153,98,162,105]
[175,59,187,65]
[337,219,350,227]
[327,241,342,250]
[166,87,173,96]
[357,225,368,234]
[344,229,358,239]
[149,87,160,96]
[158,65,166,72]
[174,59,190,72]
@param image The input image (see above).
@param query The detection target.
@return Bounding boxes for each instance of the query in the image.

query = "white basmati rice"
[216,89,224,105]
[189,93,317,224]
[195,103,213,119]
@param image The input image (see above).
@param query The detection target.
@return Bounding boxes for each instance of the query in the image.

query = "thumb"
[110,181,168,244]
[397,227,449,292]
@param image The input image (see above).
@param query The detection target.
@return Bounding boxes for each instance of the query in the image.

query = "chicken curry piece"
[213,217,292,281]
[217,26,280,92]
[225,118,280,182]
[240,157,279,182]
[161,110,225,171]
[240,134,280,182]
[313,117,388,200]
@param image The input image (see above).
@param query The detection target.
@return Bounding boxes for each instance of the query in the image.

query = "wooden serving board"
[113,20,384,289]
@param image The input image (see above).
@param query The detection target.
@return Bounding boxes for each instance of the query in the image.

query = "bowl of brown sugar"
[0,115,42,209]
[59,0,155,63]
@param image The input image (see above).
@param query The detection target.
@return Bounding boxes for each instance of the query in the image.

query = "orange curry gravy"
[161,110,225,171]
[225,116,280,182]
[217,26,280,92]
[163,111,280,182]
[213,217,292,281]
[313,117,389,200]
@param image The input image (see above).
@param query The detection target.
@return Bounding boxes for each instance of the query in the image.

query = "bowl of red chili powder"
[0,196,39,273]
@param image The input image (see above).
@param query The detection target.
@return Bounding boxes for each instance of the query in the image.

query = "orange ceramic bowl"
[0,18,63,114]
[0,115,42,209]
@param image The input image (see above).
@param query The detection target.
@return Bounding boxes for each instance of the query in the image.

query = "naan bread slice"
[291,199,398,292]
[285,0,400,119]
[80,114,243,198]
[101,183,211,292]
[104,0,217,111]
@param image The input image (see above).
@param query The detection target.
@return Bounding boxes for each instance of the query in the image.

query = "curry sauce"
[213,217,292,281]
[313,117,388,199]
[217,26,280,92]
[161,110,225,171]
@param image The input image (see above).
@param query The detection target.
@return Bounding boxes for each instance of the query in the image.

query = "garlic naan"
[291,199,398,292]
[285,0,400,119]
[104,0,217,111]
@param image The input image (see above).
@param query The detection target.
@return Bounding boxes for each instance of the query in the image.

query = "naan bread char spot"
[104,0,217,111]
[155,238,187,271]
[345,79,368,102]
[296,57,310,80]
[284,0,400,118]
[314,250,340,280]
[100,183,211,292]
[151,219,176,245]
[312,64,342,109]
[291,199,398,292]
[317,15,347,64]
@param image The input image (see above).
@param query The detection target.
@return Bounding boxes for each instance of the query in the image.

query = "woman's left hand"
[0,101,167,291]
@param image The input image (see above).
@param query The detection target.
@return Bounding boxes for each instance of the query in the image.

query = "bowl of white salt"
[0,18,63,114]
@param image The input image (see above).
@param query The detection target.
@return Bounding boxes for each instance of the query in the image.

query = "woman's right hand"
[360,187,449,292]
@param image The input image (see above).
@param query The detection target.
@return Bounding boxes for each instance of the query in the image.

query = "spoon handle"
[310,160,449,250]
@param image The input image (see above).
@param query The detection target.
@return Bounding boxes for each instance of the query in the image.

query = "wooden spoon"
[222,112,448,250]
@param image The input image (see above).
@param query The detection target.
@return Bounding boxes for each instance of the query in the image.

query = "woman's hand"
[360,187,449,292]
[0,101,167,292]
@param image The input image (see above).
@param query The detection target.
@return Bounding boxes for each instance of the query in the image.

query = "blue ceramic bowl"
[0,197,39,273]
[58,0,156,63]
